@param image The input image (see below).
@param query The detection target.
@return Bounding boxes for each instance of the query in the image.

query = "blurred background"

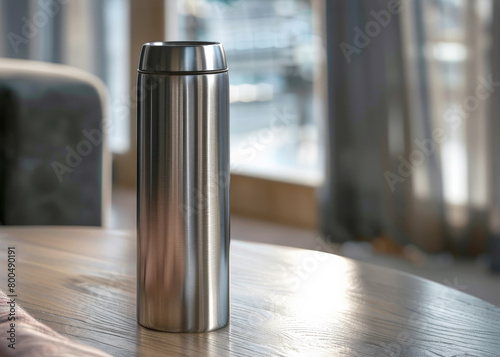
[0,0,499,306]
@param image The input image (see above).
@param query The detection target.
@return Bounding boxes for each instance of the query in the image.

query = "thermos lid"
[138,41,227,74]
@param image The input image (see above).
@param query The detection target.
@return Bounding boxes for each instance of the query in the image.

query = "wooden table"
[0,227,499,357]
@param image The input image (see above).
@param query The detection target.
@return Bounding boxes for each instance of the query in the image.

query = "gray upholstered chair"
[0,59,111,226]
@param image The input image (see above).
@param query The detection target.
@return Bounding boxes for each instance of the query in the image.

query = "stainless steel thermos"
[136,42,230,332]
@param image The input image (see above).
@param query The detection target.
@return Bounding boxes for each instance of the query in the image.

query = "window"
[419,0,492,226]
[177,0,325,185]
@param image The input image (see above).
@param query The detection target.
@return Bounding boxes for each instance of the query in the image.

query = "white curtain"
[321,0,500,265]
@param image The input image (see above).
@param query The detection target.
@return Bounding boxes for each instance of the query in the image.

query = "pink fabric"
[0,291,112,357]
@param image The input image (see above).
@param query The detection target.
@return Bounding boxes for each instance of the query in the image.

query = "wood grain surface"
[0,227,498,357]
[0,289,112,357]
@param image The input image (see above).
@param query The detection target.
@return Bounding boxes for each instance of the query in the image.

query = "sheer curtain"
[321,0,500,264]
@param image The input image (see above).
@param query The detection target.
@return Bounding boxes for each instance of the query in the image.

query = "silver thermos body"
[136,42,230,332]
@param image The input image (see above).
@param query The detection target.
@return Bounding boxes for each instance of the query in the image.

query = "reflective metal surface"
[137,42,229,332]
[138,41,227,73]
